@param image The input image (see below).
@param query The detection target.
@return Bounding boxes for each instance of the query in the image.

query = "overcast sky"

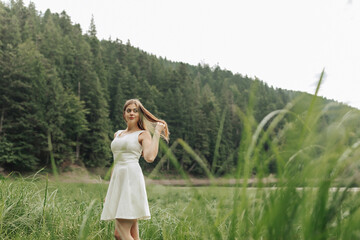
[20,0,360,109]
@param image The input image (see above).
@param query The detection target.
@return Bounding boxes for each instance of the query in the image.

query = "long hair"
[123,99,169,142]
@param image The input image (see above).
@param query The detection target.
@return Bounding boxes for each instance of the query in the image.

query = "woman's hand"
[154,122,165,134]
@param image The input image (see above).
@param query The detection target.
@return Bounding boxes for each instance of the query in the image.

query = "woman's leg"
[114,227,121,240]
[115,219,135,240]
[130,220,140,240]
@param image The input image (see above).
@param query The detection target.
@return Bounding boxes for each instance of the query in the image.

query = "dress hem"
[100,216,151,221]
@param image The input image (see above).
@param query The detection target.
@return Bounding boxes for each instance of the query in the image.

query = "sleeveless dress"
[100,130,151,220]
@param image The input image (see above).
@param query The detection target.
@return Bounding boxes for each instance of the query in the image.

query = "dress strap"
[114,130,123,138]
[135,130,145,137]
[134,130,145,148]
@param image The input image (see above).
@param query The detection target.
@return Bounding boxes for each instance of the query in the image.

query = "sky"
[20,0,360,109]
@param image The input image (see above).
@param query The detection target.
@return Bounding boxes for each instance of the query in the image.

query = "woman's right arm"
[140,123,165,163]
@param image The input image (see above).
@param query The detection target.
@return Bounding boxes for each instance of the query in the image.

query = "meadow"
[1,175,360,240]
[0,177,251,240]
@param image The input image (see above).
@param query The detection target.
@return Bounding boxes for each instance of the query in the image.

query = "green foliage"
[0,136,16,165]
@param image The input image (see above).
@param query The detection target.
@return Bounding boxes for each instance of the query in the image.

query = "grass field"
[1,175,360,240]
[0,176,243,240]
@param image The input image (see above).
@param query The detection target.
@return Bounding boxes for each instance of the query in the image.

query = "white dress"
[101,130,151,220]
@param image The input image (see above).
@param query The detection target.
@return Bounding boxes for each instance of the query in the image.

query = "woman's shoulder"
[113,130,124,138]
[138,130,151,138]
[138,130,150,146]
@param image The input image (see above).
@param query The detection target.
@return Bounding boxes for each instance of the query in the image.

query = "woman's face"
[124,103,140,124]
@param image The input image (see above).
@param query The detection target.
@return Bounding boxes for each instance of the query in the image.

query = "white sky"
[20,0,360,109]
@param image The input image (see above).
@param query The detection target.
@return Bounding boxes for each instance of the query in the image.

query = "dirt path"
[145,177,277,186]
[50,171,277,186]
[46,170,360,192]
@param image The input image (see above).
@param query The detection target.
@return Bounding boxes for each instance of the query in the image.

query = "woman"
[101,99,169,240]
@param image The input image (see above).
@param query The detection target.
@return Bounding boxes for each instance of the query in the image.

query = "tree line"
[0,0,352,176]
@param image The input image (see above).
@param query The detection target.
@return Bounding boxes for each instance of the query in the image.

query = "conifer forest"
[0,0,357,176]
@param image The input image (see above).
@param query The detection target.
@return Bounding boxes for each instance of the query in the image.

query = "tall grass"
[1,72,360,239]
[148,71,360,239]
[0,175,111,239]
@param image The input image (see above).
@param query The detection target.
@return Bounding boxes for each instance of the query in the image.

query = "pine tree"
[77,57,111,167]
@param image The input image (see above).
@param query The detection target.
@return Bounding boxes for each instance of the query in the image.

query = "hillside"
[0,0,356,176]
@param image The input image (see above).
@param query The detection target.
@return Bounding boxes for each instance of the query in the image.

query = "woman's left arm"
[140,123,164,163]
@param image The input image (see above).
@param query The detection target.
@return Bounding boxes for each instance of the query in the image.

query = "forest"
[0,0,355,176]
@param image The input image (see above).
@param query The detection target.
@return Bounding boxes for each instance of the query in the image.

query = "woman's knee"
[114,228,121,240]
[115,219,135,240]
[130,220,139,240]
